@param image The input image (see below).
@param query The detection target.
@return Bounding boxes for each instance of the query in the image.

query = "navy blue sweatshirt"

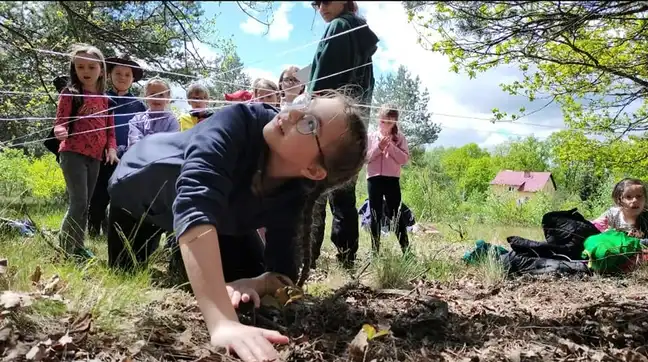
[106,90,147,153]
[107,103,310,280]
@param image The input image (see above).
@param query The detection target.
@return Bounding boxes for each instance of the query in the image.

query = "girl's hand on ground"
[227,278,262,309]
[53,125,68,141]
[105,148,120,164]
[211,320,288,362]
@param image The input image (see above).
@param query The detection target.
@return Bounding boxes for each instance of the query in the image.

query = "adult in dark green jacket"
[308,1,379,269]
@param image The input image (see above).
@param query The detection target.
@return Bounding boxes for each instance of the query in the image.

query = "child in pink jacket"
[366,103,410,253]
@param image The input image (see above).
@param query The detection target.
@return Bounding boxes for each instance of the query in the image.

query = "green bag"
[582,229,642,273]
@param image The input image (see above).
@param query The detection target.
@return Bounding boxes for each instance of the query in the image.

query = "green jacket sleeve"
[308,18,355,93]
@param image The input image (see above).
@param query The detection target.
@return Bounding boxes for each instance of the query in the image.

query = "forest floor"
[0,207,647,362]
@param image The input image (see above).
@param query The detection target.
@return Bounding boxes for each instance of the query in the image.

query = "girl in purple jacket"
[366,103,410,253]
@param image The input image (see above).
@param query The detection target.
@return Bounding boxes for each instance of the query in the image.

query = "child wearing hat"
[87,55,146,237]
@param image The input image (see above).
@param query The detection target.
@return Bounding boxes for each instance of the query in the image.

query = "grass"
[4,202,648,362]
[0,202,532,334]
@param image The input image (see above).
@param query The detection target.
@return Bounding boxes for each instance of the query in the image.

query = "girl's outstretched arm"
[179,224,288,361]
[173,104,288,361]
[178,224,238,326]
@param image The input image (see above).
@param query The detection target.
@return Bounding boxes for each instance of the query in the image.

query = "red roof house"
[490,170,556,194]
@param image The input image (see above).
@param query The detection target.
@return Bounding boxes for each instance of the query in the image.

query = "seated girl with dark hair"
[106,91,368,362]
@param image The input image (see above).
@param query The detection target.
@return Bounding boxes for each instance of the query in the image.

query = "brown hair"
[252,78,279,95]
[141,77,171,97]
[379,103,400,140]
[186,83,209,100]
[278,66,305,98]
[68,43,107,94]
[612,178,646,208]
[345,1,358,13]
[295,90,368,286]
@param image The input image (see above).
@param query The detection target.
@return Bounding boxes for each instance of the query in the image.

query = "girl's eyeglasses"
[297,114,327,172]
[311,1,330,9]
[282,76,300,84]
[282,97,327,170]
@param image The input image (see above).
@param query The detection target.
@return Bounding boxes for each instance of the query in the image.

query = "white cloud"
[239,2,295,42]
[239,9,266,36]
[245,67,279,84]
[360,2,566,148]
[194,41,220,63]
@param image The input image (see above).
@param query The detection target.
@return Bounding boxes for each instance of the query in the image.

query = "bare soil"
[2,270,648,362]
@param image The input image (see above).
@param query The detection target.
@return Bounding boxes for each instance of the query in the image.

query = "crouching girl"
[106,91,367,362]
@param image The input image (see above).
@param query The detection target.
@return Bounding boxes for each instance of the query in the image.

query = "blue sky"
[202,2,326,80]
[170,2,567,148]
[200,2,390,83]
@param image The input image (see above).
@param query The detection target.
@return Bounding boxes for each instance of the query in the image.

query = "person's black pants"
[367,175,409,253]
[88,162,117,236]
[106,204,266,283]
[312,177,359,268]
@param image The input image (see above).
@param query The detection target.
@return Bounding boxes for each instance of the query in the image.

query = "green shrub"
[0,149,30,198]
[27,154,66,201]
[0,150,66,203]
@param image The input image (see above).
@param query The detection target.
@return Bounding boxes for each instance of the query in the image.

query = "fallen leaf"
[52,333,77,351]
[70,312,92,334]
[42,275,61,295]
[0,290,33,309]
[274,286,304,307]
[348,327,369,362]
[128,340,146,356]
[30,266,42,285]
[178,328,192,345]
[4,341,30,360]
[25,344,46,361]
[361,324,389,340]
[0,326,13,342]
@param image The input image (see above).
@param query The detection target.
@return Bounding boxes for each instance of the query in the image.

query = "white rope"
[0,88,562,130]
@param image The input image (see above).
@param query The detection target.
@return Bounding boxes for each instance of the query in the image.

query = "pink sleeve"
[591,212,609,232]
[366,133,382,162]
[54,92,73,128]
[387,133,409,165]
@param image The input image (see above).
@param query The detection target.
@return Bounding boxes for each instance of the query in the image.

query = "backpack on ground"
[44,89,84,162]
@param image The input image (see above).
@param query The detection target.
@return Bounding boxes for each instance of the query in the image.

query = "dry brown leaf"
[0,290,33,309]
[348,327,369,362]
[42,275,61,295]
[128,340,146,356]
[625,350,648,362]
[30,265,42,285]
[52,332,76,351]
[25,344,46,361]
[0,327,13,342]
[70,312,92,334]
[178,328,193,345]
